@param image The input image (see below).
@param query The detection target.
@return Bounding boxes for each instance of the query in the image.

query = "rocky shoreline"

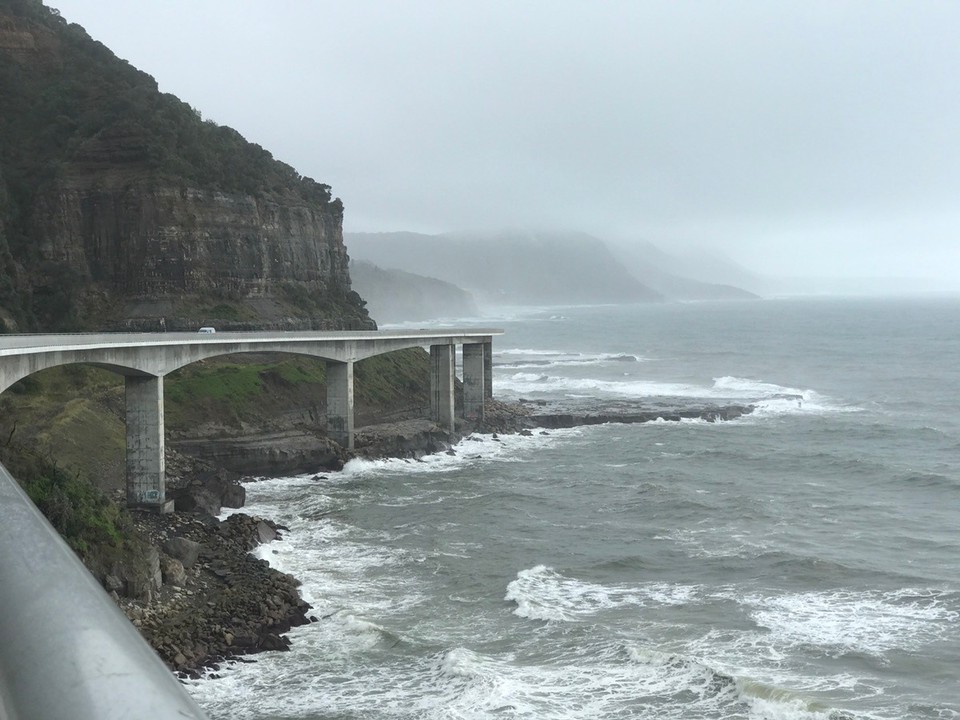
[122,399,754,674]
[120,511,312,675]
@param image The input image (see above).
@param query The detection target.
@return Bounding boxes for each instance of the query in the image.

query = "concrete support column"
[430,344,455,431]
[326,360,355,449]
[125,374,168,511]
[483,341,493,400]
[462,343,486,421]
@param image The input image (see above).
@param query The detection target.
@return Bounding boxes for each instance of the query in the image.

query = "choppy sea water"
[186,297,960,719]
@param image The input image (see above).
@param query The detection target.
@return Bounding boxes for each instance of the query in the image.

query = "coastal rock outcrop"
[170,430,348,479]
[353,418,461,459]
[529,404,754,427]
[123,510,312,673]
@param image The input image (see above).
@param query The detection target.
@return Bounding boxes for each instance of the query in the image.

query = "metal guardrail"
[0,462,209,720]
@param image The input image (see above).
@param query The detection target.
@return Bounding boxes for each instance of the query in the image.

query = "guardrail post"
[326,360,355,449]
[125,374,170,512]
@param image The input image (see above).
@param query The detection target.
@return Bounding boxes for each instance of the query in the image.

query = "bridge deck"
[0,328,503,510]
[0,328,504,354]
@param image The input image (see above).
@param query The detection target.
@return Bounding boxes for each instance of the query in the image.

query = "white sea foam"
[428,640,845,720]
[495,368,859,417]
[496,347,576,356]
[186,557,857,720]
[338,427,582,481]
[714,376,862,416]
[745,588,958,656]
[439,646,487,678]
[495,348,645,369]
[229,428,581,506]
[190,628,803,720]
[505,565,699,621]
[496,372,714,399]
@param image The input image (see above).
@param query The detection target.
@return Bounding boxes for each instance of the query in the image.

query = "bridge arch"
[0,351,160,396]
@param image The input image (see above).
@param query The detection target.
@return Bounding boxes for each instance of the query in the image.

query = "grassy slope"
[165,347,430,432]
[1,365,127,488]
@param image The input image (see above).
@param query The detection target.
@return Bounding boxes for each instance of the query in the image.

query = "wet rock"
[260,634,291,652]
[104,574,124,593]
[170,432,347,478]
[221,483,246,508]
[160,557,187,587]
[119,507,312,673]
[256,520,278,545]
[352,419,458,459]
[172,485,222,516]
[530,404,754,428]
[163,537,202,568]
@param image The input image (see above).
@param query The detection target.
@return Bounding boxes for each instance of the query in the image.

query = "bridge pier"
[430,345,456,431]
[326,360,355,449]
[125,375,170,512]
[463,341,489,421]
[484,341,493,400]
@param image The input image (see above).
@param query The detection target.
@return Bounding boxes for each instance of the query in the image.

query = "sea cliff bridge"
[0,328,501,719]
[0,328,502,511]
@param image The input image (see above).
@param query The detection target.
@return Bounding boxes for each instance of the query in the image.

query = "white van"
[198,327,216,334]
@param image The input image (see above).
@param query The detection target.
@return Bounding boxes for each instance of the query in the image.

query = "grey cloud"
[49,0,960,285]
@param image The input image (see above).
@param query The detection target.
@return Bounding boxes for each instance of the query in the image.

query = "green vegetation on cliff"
[3,448,124,552]
[0,0,336,233]
[0,436,160,599]
[165,348,431,431]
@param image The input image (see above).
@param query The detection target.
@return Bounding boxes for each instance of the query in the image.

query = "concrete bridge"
[0,329,502,512]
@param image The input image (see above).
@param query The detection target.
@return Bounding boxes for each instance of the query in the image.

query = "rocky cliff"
[30,176,367,331]
[0,0,372,331]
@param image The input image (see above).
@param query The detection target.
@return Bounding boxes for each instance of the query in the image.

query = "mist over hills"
[349,260,479,323]
[347,231,662,306]
[611,241,760,300]
[345,231,759,310]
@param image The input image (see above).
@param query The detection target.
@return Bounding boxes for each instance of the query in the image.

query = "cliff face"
[0,1,372,331]
[32,177,362,330]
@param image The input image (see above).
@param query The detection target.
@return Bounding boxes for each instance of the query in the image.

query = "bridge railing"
[0,461,210,720]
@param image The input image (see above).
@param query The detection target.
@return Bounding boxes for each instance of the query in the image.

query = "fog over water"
[50,1,960,291]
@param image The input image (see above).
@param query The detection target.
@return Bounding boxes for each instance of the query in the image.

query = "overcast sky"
[48,1,960,285]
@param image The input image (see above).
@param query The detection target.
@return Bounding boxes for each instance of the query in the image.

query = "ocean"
[185,297,960,719]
